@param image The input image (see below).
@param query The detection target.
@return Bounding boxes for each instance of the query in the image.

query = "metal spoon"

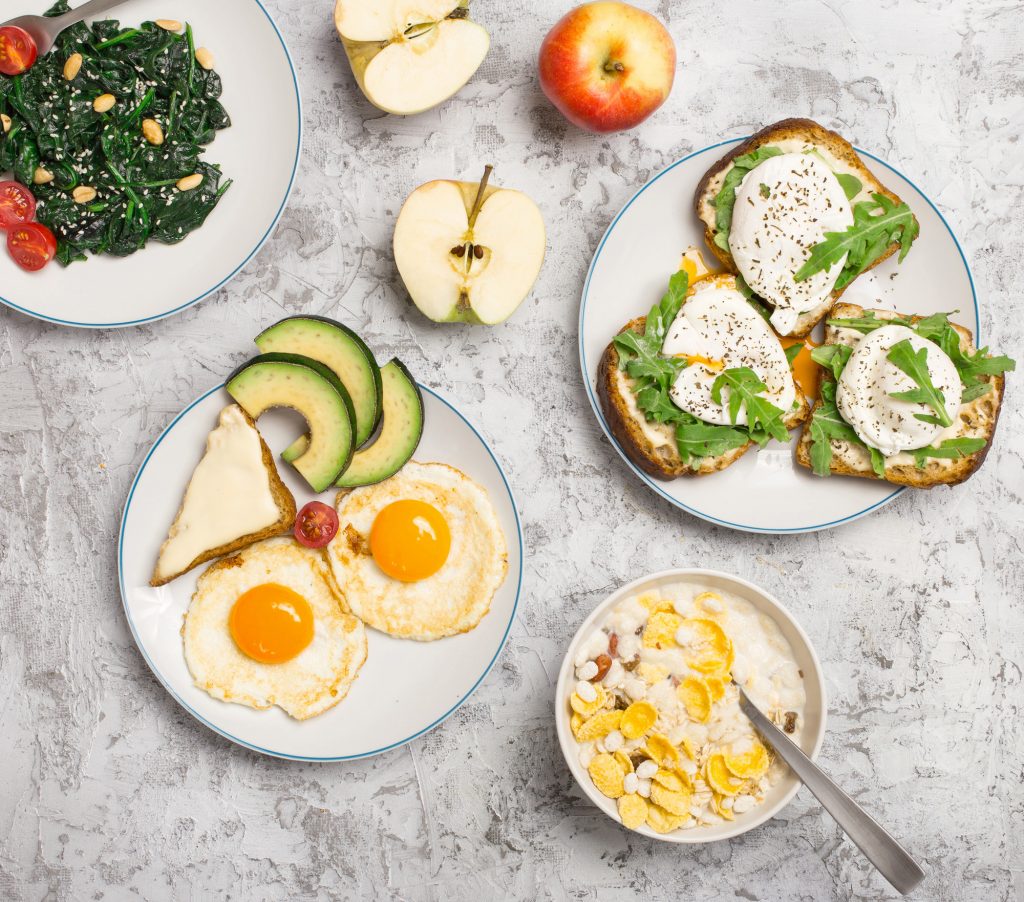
[738,687,925,896]
[3,0,135,56]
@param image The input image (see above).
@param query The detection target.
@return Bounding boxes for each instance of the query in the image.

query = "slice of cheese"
[151,405,290,585]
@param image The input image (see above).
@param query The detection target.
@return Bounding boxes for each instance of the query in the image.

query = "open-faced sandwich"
[598,265,810,479]
[695,118,919,338]
[796,303,1014,486]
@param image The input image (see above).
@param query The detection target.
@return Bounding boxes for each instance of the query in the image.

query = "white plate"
[555,569,827,843]
[118,383,523,760]
[579,138,979,533]
[0,0,300,328]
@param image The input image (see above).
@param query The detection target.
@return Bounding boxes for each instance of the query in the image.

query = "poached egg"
[836,324,963,456]
[662,283,797,427]
[729,152,854,336]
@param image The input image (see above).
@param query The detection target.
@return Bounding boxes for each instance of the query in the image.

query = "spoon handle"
[738,689,925,896]
[53,0,133,30]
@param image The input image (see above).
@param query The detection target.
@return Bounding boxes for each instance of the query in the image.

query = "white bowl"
[555,569,827,842]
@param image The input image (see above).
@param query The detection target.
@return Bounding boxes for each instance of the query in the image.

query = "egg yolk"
[229,583,314,664]
[780,336,822,400]
[679,248,714,284]
[677,353,724,371]
[370,499,451,582]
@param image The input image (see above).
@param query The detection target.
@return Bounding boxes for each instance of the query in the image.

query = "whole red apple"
[538,1,676,134]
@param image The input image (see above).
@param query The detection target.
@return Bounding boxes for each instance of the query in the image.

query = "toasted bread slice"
[795,304,1005,487]
[694,118,914,338]
[598,274,811,480]
[151,405,297,587]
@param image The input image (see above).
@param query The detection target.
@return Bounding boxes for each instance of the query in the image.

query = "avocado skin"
[336,358,424,488]
[226,353,357,490]
[255,316,383,445]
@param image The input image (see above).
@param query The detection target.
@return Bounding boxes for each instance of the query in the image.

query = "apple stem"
[467,164,493,230]
[603,60,626,74]
[458,164,493,273]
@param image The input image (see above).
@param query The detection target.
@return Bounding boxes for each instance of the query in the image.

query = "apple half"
[393,166,546,325]
[334,0,489,115]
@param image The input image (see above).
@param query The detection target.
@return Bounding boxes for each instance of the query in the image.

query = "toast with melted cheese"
[151,405,296,586]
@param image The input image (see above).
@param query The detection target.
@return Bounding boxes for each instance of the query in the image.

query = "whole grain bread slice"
[694,118,914,338]
[795,303,1005,487]
[150,405,297,586]
[597,274,811,480]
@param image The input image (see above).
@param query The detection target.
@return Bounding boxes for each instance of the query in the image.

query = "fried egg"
[183,537,367,720]
[662,283,797,425]
[325,461,507,641]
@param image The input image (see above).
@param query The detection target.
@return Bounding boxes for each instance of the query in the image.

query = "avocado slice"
[255,316,382,448]
[282,359,423,488]
[226,353,356,493]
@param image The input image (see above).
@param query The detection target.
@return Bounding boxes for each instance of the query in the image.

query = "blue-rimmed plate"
[579,136,979,533]
[118,383,523,760]
[1,0,300,328]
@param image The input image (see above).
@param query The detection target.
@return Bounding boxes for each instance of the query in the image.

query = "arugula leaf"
[960,382,993,403]
[806,382,865,476]
[908,312,956,341]
[911,437,986,467]
[613,270,690,387]
[835,172,862,200]
[784,344,803,367]
[711,145,783,252]
[710,367,790,444]
[810,344,853,380]
[646,270,690,345]
[886,339,953,427]
[868,446,887,478]
[825,311,914,334]
[613,270,703,461]
[675,421,750,467]
[957,349,1016,385]
[794,193,919,289]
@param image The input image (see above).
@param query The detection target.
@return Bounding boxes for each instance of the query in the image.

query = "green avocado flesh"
[282,359,423,488]
[225,354,355,493]
[255,316,382,448]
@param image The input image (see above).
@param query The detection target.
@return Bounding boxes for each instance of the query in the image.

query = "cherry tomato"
[0,26,38,76]
[0,181,37,231]
[293,501,339,549]
[7,221,56,272]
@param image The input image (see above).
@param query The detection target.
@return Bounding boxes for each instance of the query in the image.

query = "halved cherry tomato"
[0,26,38,76]
[293,501,339,549]
[0,181,37,231]
[7,221,56,272]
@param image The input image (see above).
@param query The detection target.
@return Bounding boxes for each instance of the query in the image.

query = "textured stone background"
[2,0,1023,899]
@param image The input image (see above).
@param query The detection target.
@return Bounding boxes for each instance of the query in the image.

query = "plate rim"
[0,0,303,330]
[117,381,524,761]
[577,135,980,534]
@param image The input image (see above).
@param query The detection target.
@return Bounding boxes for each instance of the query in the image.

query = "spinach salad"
[0,1,231,265]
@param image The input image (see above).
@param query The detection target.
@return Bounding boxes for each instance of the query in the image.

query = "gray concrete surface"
[2,0,1023,899]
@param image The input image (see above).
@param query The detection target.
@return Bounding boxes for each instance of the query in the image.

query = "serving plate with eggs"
[119,379,522,760]
[579,135,980,533]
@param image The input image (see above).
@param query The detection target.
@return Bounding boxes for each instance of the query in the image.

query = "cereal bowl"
[555,569,826,843]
